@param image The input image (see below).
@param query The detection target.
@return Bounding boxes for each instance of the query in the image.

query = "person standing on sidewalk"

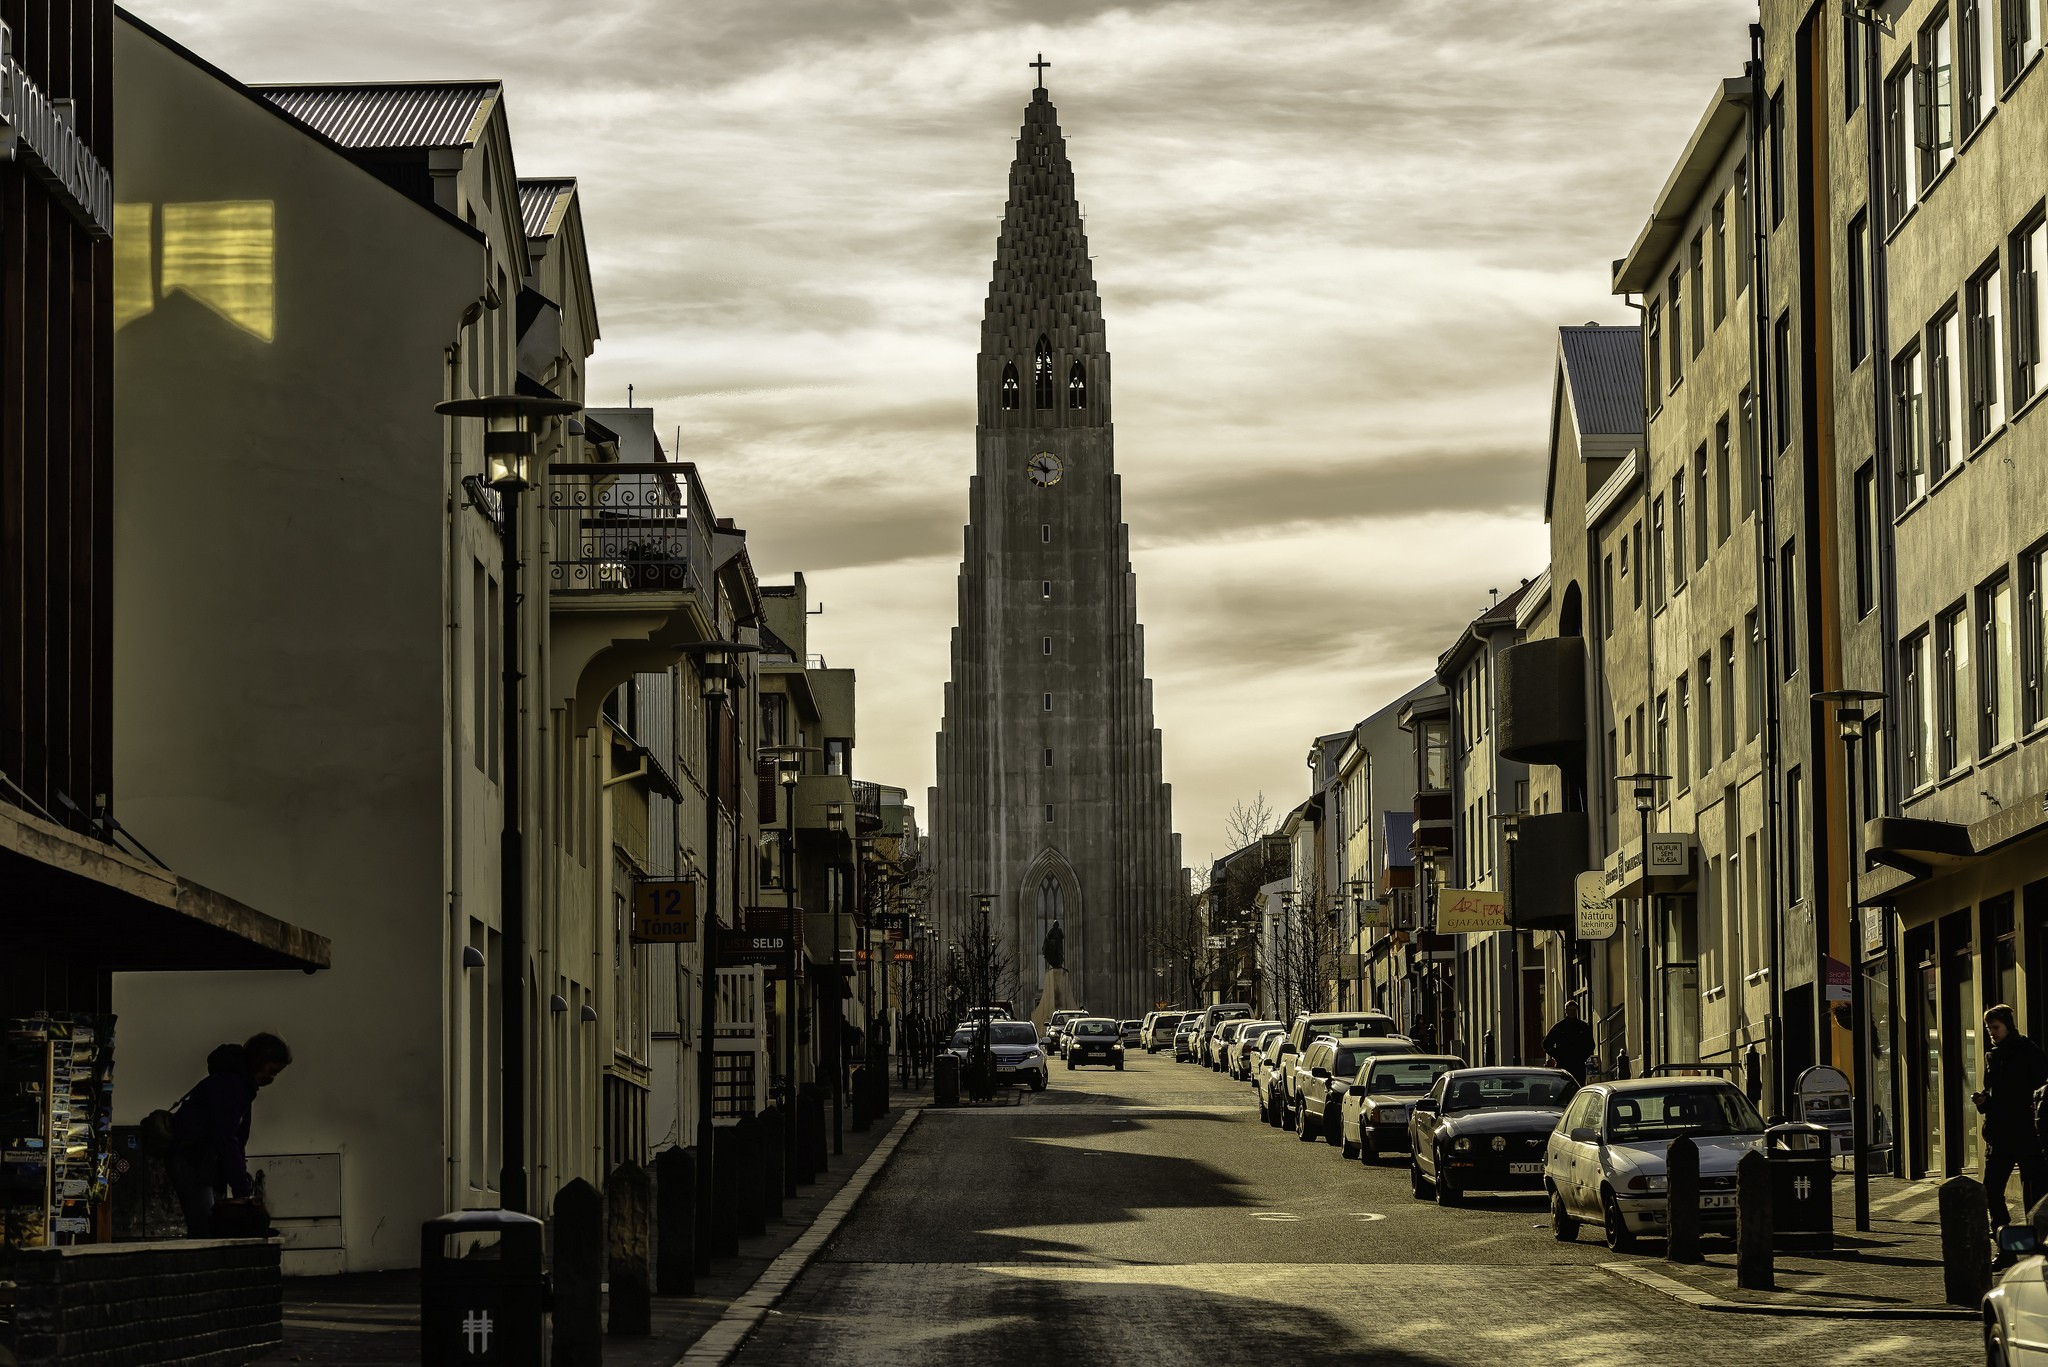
[1975,1004,2048,1229]
[1541,1000,1596,1084]
[166,1033,294,1237]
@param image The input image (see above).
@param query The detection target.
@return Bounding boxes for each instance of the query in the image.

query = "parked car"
[1231,1022,1285,1079]
[1252,1031,1297,1126]
[1066,1017,1126,1070]
[1043,1008,1088,1053]
[1543,1077,1766,1249]
[1342,1054,1463,1160]
[1280,1013,1403,1114]
[1120,1019,1143,1047]
[1209,1020,1251,1070]
[1408,1066,1575,1202]
[1193,1003,1254,1067]
[1142,1012,1185,1053]
[1173,1019,1200,1062]
[1984,1222,2048,1366]
[1294,1036,1420,1142]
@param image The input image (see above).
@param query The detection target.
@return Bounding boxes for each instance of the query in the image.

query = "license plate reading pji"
[1509,1162,1542,1175]
[1702,1193,1736,1209]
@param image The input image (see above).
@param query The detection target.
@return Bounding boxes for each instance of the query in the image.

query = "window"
[1938,601,1972,776]
[1668,268,1685,387]
[486,575,500,782]
[1929,305,1963,481]
[1768,88,1786,226]
[1847,9,1863,115]
[1918,10,1957,190]
[1043,692,1054,711]
[1651,497,1667,610]
[1033,335,1055,408]
[1773,312,1794,453]
[1041,523,1052,543]
[2025,541,2048,731]
[1904,630,1934,789]
[1647,302,1664,398]
[1745,611,1763,740]
[1670,477,1687,593]
[1735,162,1751,292]
[1982,573,2016,754]
[1045,804,1055,823]
[1712,197,1728,324]
[472,560,487,776]
[1895,341,1928,501]
[1854,462,1878,619]
[1041,636,1053,655]
[1780,539,1800,678]
[1693,443,1709,569]
[1715,415,1732,543]
[2011,212,2047,408]
[1884,62,1914,229]
[1961,0,1995,137]
[1043,747,1054,768]
[1602,553,1616,637]
[1689,234,1706,356]
[1848,211,1870,366]
[1041,580,1052,599]
[1630,521,1643,608]
[1607,730,1619,812]
[1698,652,1715,775]
[1655,693,1671,801]
[1968,259,2006,443]
[1738,387,1758,518]
[1785,767,1803,903]
[1067,360,1087,409]
[1676,676,1692,793]
[1721,631,1738,758]
[2004,0,2041,85]
[1000,361,1020,410]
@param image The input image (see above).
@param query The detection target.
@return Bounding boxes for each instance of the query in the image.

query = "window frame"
[1937,600,1972,777]
[1981,571,2016,755]
[1968,257,2007,444]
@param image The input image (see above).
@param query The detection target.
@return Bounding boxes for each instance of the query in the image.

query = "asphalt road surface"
[731,1051,1977,1366]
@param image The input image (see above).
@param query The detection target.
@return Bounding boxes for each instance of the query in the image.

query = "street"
[733,1053,1976,1366]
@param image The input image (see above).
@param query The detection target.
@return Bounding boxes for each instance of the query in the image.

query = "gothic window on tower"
[1067,361,1087,409]
[1042,637,1052,655]
[1043,693,1053,711]
[1000,362,1020,411]
[1044,748,1054,768]
[1041,581,1052,599]
[1044,805,1055,823]
[1034,335,1055,408]
[1041,525,1051,543]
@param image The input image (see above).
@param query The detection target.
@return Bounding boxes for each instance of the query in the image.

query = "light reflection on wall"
[113,200,276,342]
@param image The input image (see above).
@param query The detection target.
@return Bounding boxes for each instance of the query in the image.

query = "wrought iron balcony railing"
[546,462,712,596]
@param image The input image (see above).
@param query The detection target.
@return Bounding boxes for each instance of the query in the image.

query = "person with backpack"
[1976,1004,2048,1230]
[162,1034,293,1238]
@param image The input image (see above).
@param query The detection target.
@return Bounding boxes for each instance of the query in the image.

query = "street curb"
[1600,1261,1979,1320]
[671,1103,924,1366]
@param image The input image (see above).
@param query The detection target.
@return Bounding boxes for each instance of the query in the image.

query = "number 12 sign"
[632,880,697,942]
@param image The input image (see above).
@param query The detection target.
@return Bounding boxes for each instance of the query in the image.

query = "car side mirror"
[1413,1097,1438,1114]
[2000,1224,2042,1258]
[1569,1127,1598,1145]
[1310,1067,1330,1080]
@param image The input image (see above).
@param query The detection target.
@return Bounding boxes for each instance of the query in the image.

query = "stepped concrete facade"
[930,84,1181,1021]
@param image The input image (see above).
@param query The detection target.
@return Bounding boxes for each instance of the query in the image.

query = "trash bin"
[934,1052,960,1107]
[421,1208,547,1366]
[1764,1120,1834,1251]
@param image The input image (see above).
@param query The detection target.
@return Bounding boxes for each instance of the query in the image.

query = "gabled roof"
[255,81,498,150]
[519,178,575,240]
[1558,324,1643,437]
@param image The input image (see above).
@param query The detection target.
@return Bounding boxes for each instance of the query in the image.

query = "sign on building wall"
[631,880,697,942]
[1574,872,1616,939]
[1435,889,1506,934]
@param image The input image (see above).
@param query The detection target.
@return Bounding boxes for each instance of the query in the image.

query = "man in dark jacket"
[1542,1000,1596,1083]
[1976,1004,2047,1229]
[167,1034,292,1238]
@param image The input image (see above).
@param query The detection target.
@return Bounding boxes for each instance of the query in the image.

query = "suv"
[1066,1018,1126,1070]
[1192,1003,1253,1067]
[1280,1012,1403,1113]
[1142,1013,1184,1052]
[1043,1009,1088,1054]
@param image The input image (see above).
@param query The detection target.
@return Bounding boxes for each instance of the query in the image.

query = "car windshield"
[1305,1017,1392,1042]
[1605,1086,1765,1142]
[1366,1058,1458,1095]
[1120,1020,1141,1030]
[1155,1015,1183,1029]
[1331,1043,1413,1077]
[1074,1020,1118,1036]
[1442,1070,1575,1112]
[950,1029,974,1049]
[989,1022,1039,1046]
[1214,1007,1250,1020]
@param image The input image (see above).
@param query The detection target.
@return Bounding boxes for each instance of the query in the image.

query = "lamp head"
[435,394,579,494]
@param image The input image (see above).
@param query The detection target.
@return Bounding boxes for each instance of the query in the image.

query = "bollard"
[654,1147,695,1296]
[1666,1136,1702,1265]
[709,1127,741,1257]
[802,1083,830,1174]
[1736,1150,1773,1291]
[733,1115,766,1238]
[1940,1175,1992,1307]
[757,1107,786,1221]
[605,1161,653,1337]
[851,1065,872,1132]
[552,1179,604,1367]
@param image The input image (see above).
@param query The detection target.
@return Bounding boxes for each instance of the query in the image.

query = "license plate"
[1509,1162,1542,1175]
[1701,1193,1735,1209]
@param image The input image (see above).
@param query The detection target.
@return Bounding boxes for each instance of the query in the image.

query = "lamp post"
[1816,687,1886,1233]
[1492,811,1526,1064]
[826,799,846,1155]
[1417,850,1441,1048]
[1614,772,1670,1076]
[435,393,579,1215]
[1347,878,1368,1011]
[777,755,801,1191]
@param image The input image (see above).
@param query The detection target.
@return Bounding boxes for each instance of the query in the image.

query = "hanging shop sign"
[0,54,114,240]
[1435,889,1507,935]
[721,929,791,966]
[631,880,696,943]
[1574,871,1617,939]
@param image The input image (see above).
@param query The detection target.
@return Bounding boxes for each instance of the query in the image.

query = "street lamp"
[1492,811,1526,1064]
[1815,686,1886,1234]
[1614,771,1670,1077]
[1347,877,1368,1010]
[776,754,802,1192]
[434,392,580,1215]
[826,799,846,1154]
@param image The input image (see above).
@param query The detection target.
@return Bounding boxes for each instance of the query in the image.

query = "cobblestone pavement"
[731,1054,1979,1366]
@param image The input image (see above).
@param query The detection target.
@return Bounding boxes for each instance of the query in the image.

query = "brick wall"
[8,1239,282,1366]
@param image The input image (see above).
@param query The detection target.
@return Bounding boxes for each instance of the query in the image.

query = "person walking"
[166,1033,293,1238]
[1976,1004,2048,1230]
[1542,1000,1596,1084]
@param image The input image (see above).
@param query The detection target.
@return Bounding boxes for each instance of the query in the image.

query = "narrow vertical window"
[1884,62,1914,229]
[1854,462,1878,619]
[2022,541,2048,730]
[1041,524,1051,543]
[1676,676,1692,793]
[1602,554,1616,637]
[1745,610,1763,740]
[1689,233,1705,356]
[1772,312,1794,453]
[1918,10,1957,190]
[1044,804,1054,823]
[1848,211,1870,366]
[1904,630,1933,789]
[1780,539,1800,679]
[1647,302,1663,399]
[1734,162,1751,293]
[1785,767,1803,903]
[2010,212,2046,408]
[1651,497,1667,610]
[1768,88,1786,226]
[1693,443,1709,569]
[1043,693,1053,711]
[1968,259,2006,443]
[1711,197,1728,325]
[1000,361,1021,411]
[1715,414,1732,543]
[1671,477,1687,593]
[1033,334,1055,408]
[1631,521,1644,608]
[472,561,488,776]
[1041,636,1052,655]
[1929,305,1963,481]
[2004,0,2040,85]
[1938,601,1972,775]
[1698,652,1715,776]
[1043,748,1054,768]
[1041,580,1052,599]
[1668,267,1685,387]
[1738,387,1758,519]
[1846,9,1863,116]
[1961,0,1992,137]
[1067,360,1087,409]
[1983,572,2016,754]
[1720,632,1737,759]
[1895,340,1928,502]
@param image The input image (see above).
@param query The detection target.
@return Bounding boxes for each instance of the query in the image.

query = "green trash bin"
[421,1208,547,1366]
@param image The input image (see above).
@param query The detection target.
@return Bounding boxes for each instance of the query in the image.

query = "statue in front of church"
[1042,920,1065,970]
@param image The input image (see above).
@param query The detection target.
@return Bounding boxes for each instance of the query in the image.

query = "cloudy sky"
[132,0,1755,862]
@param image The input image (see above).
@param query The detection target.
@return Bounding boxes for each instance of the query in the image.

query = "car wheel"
[1410,1160,1431,1201]
[1341,1134,1359,1159]
[1360,1130,1377,1165]
[1030,1073,1047,1093]
[1324,1110,1343,1147]
[1434,1149,1460,1205]
[1549,1186,1579,1242]
[1602,1191,1636,1252]
[1295,1104,1318,1142]
[1989,1321,2010,1367]
[1066,1058,1075,1070]
[1268,1091,1285,1128]
[1115,1058,1124,1071]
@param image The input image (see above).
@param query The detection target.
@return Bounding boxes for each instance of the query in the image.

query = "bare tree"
[1145,872,1214,1008]
[1222,792,1277,852]
[1272,853,1339,1020]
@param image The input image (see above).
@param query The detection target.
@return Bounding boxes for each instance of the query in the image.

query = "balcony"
[1508,810,1592,931]
[1412,790,1452,854]
[1497,636,1587,767]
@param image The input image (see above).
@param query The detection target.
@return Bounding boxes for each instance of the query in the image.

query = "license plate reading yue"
[1509,1162,1542,1175]
[1701,1193,1736,1209]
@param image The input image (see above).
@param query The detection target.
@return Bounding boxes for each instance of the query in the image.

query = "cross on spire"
[1031,54,1050,91]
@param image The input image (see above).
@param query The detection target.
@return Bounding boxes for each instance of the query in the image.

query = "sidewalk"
[280,1070,928,1364]
[1602,1172,1977,1318]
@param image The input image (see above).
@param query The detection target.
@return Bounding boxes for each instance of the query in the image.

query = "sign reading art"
[1574,872,1617,940]
[1435,889,1507,935]
[631,880,696,942]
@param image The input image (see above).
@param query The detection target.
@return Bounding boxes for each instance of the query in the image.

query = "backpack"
[140,1086,196,1156]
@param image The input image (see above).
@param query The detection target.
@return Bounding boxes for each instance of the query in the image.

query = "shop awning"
[1,804,330,972]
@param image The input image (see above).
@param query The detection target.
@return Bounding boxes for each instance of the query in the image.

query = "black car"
[1065,1017,1126,1070]
[1409,1066,1577,1206]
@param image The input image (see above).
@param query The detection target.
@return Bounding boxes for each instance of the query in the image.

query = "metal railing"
[546,462,710,595]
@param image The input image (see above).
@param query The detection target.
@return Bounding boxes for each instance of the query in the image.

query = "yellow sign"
[632,880,697,942]
[1357,901,1387,929]
[1436,888,1507,935]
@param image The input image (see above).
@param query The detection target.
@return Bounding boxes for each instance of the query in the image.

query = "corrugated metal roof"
[1558,324,1643,437]
[254,82,497,150]
[518,178,575,240]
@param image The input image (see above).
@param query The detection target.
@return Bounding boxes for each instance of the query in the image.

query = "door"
[1911,929,1944,1178]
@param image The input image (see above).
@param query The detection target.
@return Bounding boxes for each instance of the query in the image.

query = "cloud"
[124,0,1754,861]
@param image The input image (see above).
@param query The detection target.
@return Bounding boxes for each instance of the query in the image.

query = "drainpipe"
[1621,290,1659,1073]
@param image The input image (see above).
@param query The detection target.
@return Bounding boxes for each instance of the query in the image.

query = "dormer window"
[1033,335,1055,408]
[1000,362,1020,411]
[1067,361,1087,409]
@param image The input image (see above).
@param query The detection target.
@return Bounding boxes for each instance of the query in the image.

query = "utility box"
[933,1052,960,1107]
[420,1208,547,1366]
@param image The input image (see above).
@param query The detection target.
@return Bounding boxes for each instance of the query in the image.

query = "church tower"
[930,71,1182,1020]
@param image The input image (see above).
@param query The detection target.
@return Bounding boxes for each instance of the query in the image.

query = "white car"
[949,1019,1049,1091]
[1543,1078,1766,1250]
[1985,1223,2048,1364]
